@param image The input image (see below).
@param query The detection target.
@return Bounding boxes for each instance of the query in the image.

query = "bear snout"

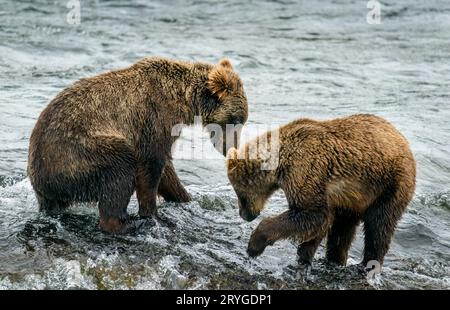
[247,246,262,258]
[239,208,259,222]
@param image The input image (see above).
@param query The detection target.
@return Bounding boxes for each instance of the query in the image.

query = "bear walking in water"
[227,114,415,266]
[28,57,248,233]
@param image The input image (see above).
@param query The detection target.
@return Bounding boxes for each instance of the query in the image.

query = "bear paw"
[247,230,272,258]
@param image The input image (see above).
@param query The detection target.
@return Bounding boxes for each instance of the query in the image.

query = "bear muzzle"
[239,208,259,222]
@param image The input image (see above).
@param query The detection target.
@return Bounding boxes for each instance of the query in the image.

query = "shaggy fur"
[227,114,416,266]
[28,57,248,233]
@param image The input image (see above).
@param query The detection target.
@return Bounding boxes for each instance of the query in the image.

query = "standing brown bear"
[227,114,415,267]
[28,57,248,233]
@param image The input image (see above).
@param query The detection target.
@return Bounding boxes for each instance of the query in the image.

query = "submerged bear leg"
[98,168,136,234]
[362,185,410,266]
[326,211,360,266]
[37,193,70,213]
[157,160,191,203]
[136,158,165,218]
[98,191,133,234]
[297,236,324,265]
[248,208,331,258]
[81,136,137,233]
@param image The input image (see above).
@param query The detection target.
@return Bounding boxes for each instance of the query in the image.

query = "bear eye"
[230,115,244,125]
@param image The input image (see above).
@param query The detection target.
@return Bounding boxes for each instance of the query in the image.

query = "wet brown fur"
[227,114,416,266]
[28,57,248,233]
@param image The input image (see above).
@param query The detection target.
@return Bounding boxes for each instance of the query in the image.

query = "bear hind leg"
[325,211,360,266]
[98,170,136,234]
[86,135,137,233]
[98,194,132,234]
[37,193,70,213]
[362,185,410,266]
[297,236,324,265]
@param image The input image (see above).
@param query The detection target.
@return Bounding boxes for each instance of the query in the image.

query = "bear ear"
[219,58,233,70]
[227,147,238,160]
[207,66,236,101]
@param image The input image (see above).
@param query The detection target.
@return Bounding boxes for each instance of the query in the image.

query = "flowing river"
[0,0,449,289]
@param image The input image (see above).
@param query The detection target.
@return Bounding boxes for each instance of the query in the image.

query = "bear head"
[201,59,248,156]
[226,145,279,222]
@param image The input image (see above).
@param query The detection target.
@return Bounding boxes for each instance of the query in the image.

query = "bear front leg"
[247,208,331,258]
[158,160,191,202]
[136,158,165,218]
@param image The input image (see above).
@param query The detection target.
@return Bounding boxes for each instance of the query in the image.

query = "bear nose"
[239,208,258,222]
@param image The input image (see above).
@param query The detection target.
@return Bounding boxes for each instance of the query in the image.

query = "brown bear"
[28,57,248,233]
[227,114,416,267]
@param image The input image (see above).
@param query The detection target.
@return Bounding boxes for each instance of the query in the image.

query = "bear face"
[202,60,248,156]
[227,147,278,221]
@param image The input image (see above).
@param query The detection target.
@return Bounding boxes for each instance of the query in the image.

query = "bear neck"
[136,57,212,126]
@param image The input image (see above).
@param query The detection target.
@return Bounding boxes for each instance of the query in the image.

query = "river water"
[0,0,449,289]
